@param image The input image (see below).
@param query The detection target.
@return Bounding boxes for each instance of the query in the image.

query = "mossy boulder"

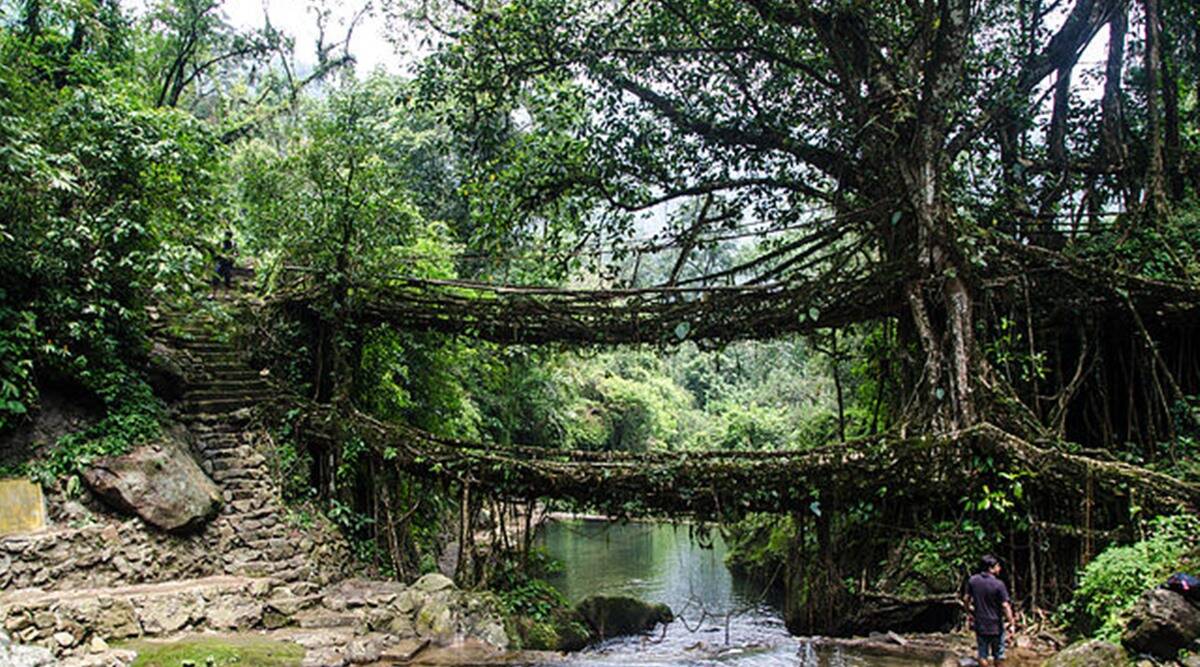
[574,595,673,640]
[1122,588,1200,660]
[1043,639,1130,667]
[516,608,592,651]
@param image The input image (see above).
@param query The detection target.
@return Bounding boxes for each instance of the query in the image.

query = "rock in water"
[575,595,673,640]
[1044,639,1129,667]
[1122,588,1200,660]
[83,439,221,533]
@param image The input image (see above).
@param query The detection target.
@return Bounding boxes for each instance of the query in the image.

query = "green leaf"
[674,321,690,340]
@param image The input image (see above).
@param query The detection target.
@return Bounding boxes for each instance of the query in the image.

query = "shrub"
[1062,514,1200,640]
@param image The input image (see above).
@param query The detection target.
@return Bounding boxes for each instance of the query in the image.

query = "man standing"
[965,555,1016,666]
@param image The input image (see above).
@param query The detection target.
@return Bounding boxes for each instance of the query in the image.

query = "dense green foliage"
[0,3,228,474]
[1062,515,1200,641]
[3,0,1200,647]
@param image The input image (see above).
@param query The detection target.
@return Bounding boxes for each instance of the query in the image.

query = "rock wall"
[0,574,508,664]
[0,426,350,593]
[0,507,347,593]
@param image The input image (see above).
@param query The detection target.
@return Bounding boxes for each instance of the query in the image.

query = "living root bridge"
[271,241,1200,348]
[296,404,1200,519]
[271,268,906,346]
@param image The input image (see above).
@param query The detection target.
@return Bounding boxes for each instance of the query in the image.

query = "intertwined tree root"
[291,401,1199,520]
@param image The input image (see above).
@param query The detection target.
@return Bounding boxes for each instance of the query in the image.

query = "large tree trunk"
[898,152,981,431]
[1100,8,1131,208]
[1160,31,1183,202]
[1142,0,1168,213]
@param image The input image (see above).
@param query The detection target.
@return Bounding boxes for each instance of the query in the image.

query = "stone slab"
[0,479,47,537]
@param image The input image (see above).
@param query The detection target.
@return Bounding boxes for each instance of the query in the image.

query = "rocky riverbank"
[0,574,509,666]
[1047,583,1200,667]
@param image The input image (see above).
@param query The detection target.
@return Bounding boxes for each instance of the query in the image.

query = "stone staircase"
[166,315,342,584]
[0,310,348,594]
[0,296,511,665]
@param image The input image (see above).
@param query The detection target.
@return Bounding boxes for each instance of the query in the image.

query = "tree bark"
[1100,6,1133,209]
[1160,33,1183,201]
[1142,0,1168,213]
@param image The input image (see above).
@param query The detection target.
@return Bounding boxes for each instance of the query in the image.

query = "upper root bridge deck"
[273,242,1200,347]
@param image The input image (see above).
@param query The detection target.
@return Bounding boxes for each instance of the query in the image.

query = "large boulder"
[83,439,221,533]
[574,595,673,640]
[1044,639,1129,667]
[1122,588,1200,660]
[146,341,193,401]
[517,607,592,651]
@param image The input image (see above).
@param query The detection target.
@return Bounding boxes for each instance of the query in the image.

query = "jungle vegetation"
[1,0,1199,642]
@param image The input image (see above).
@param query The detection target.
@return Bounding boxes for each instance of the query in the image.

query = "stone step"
[180,416,252,430]
[199,363,259,375]
[209,467,271,483]
[189,423,248,433]
[176,342,237,353]
[0,575,281,651]
[206,450,264,463]
[264,594,323,616]
[181,397,262,413]
[188,377,270,390]
[213,474,272,488]
[223,481,274,493]
[223,490,275,504]
[205,449,262,463]
[195,430,249,441]
[222,488,265,502]
[175,338,236,350]
[182,389,274,402]
[196,369,265,381]
[200,446,255,459]
[196,432,248,440]
[294,610,364,630]
[190,355,248,367]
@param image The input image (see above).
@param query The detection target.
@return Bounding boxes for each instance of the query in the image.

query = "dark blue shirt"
[967,572,1010,635]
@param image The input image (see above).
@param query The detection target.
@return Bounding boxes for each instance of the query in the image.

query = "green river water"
[529,518,939,667]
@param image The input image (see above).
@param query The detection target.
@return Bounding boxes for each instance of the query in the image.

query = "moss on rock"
[575,595,673,640]
[127,635,304,667]
[514,607,592,651]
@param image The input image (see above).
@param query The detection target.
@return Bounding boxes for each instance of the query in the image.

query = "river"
[530,518,936,667]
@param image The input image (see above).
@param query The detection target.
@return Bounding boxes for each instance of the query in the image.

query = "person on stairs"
[213,230,236,291]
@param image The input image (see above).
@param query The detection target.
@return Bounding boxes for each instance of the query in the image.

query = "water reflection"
[533,519,785,664]
[530,519,934,667]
